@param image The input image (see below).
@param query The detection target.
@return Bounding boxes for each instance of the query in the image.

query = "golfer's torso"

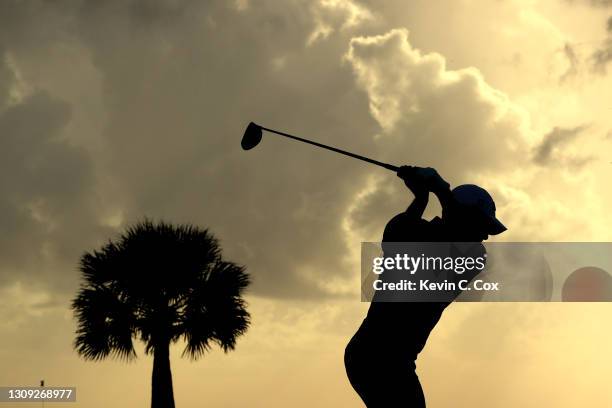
[348,213,449,362]
[355,301,448,361]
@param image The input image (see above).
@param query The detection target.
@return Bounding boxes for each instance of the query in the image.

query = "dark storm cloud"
[0,0,383,299]
[70,0,384,299]
[0,0,127,296]
[0,86,108,290]
[0,55,15,111]
[532,125,592,167]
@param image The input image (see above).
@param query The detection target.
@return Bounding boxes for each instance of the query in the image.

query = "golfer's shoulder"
[383,212,434,242]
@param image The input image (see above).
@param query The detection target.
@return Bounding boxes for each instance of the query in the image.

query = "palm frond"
[179,260,251,359]
[72,285,137,361]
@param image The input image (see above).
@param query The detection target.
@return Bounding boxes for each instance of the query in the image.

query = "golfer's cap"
[452,184,507,235]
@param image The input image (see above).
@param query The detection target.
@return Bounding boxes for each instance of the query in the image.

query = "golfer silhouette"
[344,166,507,407]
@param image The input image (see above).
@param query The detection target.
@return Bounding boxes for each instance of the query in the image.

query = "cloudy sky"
[1,0,611,406]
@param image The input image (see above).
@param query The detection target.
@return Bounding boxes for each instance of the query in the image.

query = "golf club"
[241,122,399,172]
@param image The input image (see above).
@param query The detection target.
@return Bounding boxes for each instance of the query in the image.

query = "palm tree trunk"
[151,340,175,408]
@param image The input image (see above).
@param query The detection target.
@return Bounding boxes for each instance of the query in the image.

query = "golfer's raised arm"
[406,167,456,216]
[430,180,454,214]
[397,166,429,220]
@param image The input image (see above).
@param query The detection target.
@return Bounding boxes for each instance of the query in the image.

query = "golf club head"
[241,122,263,150]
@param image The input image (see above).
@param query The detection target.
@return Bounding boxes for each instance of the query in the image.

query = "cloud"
[592,38,612,72]
[0,0,607,307]
[342,26,608,245]
[532,125,592,167]
[308,0,374,45]
[342,29,532,235]
[0,54,111,292]
[560,42,580,82]
[0,0,389,300]
[0,53,15,109]
[345,29,527,162]
[564,0,612,7]
[588,16,612,73]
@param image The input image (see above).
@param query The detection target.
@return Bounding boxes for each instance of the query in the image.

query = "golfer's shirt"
[357,212,485,362]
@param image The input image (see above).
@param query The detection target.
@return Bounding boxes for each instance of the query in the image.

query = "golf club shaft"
[259,126,399,172]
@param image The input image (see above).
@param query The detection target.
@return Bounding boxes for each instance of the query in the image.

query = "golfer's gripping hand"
[397,166,450,195]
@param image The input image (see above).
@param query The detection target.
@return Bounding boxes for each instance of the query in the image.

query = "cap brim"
[486,216,507,235]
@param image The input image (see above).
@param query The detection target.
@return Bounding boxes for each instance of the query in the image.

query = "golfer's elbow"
[405,193,428,219]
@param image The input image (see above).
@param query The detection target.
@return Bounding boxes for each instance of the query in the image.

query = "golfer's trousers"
[344,336,426,408]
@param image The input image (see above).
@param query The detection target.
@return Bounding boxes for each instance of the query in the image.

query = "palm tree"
[72,220,251,408]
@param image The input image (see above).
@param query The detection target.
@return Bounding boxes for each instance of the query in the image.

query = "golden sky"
[1,0,611,406]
